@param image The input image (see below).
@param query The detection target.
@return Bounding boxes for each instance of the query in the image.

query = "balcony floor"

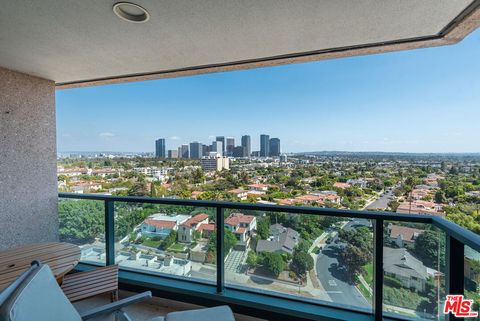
[73,290,267,321]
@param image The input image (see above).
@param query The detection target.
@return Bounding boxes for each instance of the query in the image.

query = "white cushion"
[6,265,82,321]
[165,306,235,321]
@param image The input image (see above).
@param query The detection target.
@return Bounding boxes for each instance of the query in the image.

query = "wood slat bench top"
[61,265,119,302]
[0,242,80,291]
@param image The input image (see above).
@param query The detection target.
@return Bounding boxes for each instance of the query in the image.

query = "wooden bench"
[61,265,119,303]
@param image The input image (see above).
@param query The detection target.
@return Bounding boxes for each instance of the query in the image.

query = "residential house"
[178,214,209,243]
[346,178,368,188]
[410,189,431,200]
[396,200,444,217]
[388,224,424,248]
[228,189,248,200]
[141,214,191,239]
[333,182,352,189]
[248,184,269,192]
[197,223,215,239]
[256,224,300,255]
[57,167,89,177]
[383,247,430,292]
[70,181,103,194]
[190,191,204,200]
[224,213,257,242]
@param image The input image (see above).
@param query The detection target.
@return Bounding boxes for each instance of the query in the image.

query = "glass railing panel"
[383,221,446,320]
[58,197,106,265]
[224,210,373,312]
[113,201,216,284]
[464,245,480,316]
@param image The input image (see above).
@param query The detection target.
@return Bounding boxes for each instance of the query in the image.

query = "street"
[315,220,371,310]
[366,187,396,210]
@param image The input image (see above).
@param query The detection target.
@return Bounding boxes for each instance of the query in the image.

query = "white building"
[200,154,229,172]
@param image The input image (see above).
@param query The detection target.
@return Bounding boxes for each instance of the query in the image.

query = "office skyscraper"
[260,134,270,157]
[233,146,247,158]
[155,138,166,158]
[180,144,189,159]
[226,137,235,156]
[216,136,225,155]
[202,144,210,157]
[168,150,178,158]
[269,138,280,157]
[189,142,202,159]
[211,141,223,156]
[241,135,251,157]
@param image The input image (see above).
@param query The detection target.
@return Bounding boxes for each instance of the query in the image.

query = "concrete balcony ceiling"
[0,0,479,88]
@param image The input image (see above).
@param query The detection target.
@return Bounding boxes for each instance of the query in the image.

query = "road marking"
[328,280,337,287]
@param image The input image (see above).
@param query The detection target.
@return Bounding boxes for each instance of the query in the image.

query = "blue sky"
[57,29,480,153]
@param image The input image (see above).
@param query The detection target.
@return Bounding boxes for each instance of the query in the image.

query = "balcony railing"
[58,192,480,321]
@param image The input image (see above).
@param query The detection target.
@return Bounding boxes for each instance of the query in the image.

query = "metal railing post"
[446,235,464,321]
[216,206,225,293]
[105,200,115,266]
[374,219,384,321]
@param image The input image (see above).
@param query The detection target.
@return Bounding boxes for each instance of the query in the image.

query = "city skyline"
[155,134,281,159]
[57,29,480,153]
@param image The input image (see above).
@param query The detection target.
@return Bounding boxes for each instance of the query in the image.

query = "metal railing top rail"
[58,192,480,252]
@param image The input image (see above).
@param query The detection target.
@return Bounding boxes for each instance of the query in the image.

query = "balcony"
[58,192,480,321]
[1,1,480,321]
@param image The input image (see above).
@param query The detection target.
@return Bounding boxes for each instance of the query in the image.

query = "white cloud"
[99,132,115,137]
[170,136,180,140]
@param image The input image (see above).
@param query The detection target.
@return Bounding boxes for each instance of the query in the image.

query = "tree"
[341,244,371,275]
[191,168,205,184]
[160,230,177,250]
[291,251,314,277]
[59,200,104,244]
[150,184,157,198]
[257,217,271,240]
[435,190,446,204]
[246,251,258,269]
[413,230,444,268]
[128,182,149,197]
[262,252,285,277]
[208,229,237,257]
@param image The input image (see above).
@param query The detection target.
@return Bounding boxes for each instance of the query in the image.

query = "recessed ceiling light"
[113,2,150,23]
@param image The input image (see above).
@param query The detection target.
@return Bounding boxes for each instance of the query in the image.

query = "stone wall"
[0,67,58,249]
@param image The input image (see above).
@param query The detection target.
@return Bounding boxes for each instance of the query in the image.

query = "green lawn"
[354,275,372,301]
[362,262,373,286]
[141,239,162,248]
[168,243,186,252]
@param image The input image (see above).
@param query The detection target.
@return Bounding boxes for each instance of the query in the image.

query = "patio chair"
[0,261,235,321]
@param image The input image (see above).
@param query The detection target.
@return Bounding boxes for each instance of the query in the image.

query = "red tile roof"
[182,214,209,227]
[144,219,176,229]
[225,213,255,226]
[234,227,247,234]
[389,225,424,243]
[198,223,215,232]
[334,182,351,189]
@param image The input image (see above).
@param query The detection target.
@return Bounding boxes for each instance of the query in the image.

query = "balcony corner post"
[216,206,225,294]
[105,199,115,266]
[374,218,384,321]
